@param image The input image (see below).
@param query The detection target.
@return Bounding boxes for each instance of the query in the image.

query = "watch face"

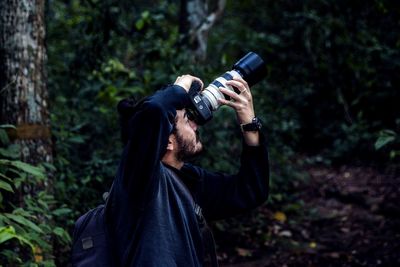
[253,117,262,129]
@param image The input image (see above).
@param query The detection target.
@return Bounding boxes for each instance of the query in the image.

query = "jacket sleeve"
[184,135,270,220]
[115,85,190,205]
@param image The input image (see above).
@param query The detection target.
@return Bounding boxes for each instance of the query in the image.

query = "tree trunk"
[0,0,53,260]
[0,0,53,166]
[180,0,226,61]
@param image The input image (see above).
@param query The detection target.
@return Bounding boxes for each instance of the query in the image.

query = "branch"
[187,0,226,60]
[194,0,226,34]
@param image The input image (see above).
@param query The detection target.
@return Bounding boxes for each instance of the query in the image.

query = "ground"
[215,164,400,267]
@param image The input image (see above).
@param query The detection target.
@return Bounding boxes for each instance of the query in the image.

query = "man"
[105,74,269,266]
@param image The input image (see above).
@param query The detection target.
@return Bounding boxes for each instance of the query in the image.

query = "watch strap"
[240,117,262,132]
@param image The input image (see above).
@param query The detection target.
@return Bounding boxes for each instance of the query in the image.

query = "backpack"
[71,204,114,267]
[71,172,218,267]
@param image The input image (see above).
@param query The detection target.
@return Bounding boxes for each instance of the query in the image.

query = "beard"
[175,130,203,162]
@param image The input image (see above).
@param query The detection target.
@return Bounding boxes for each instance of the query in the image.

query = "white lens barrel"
[202,85,222,110]
[202,70,242,110]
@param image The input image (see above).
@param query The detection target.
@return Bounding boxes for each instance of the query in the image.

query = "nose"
[188,120,198,131]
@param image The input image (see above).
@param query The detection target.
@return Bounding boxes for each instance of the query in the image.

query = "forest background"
[0,0,399,266]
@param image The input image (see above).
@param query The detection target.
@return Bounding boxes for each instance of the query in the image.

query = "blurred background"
[0,0,399,266]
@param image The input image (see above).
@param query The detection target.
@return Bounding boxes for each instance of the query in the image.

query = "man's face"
[173,109,203,161]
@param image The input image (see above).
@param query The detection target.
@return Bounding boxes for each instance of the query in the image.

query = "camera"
[187,52,267,125]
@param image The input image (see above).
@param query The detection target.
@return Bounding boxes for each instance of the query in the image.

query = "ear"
[166,134,176,151]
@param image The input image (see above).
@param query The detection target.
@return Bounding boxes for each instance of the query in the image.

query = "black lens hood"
[233,52,267,86]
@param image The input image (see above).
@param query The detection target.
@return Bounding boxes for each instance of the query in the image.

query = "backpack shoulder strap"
[166,167,219,267]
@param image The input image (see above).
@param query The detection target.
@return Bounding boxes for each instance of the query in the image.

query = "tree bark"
[0,0,54,261]
[180,0,226,61]
[0,0,53,166]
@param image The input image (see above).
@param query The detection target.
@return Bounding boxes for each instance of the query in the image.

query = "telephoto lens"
[188,52,267,125]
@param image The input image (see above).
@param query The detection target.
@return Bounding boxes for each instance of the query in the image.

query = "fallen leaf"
[34,246,43,263]
[328,252,340,258]
[340,227,350,233]
[309,242,317,249]
[273,211,287,222]
[279,230,292,237]
[236,247,252,257]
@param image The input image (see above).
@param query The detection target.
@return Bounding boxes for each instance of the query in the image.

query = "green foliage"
[0,126,71,266]
[375,119,400,159]
[43,0,400,265]
[211,0,399,163]
[47,0,204,217]
[0,226,33,250]
[375,130,396,150]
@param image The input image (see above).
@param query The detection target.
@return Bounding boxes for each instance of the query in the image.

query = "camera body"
[187,52,267,125]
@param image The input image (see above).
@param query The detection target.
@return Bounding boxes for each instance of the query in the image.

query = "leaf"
[34,246,43,263]
[0,180,14,192]
[52,208,72,216]
[135,11,150,30]
[12,161,44,178]
[5,213,43,234]
[328,252,341,258]
[273,211,287,222]
[42,162,57,172]
[68,136,86,144]
[0,124,16,129]
[135,19,145,30]
[27,231,51,251]
[53,227,72,243]
[53,227,65,237]
[0,226,34,250]
[0,226,16,244]
[375,130,396,150]
[214,222,225,231]
[279,230,292,237]
[390,150,400,159]
[283,203,303,213]
[236,247,252,257]
[13,207,32,217]
[0,160,45,179]
[0,129,9,144]
[0,146,20,159]
[141,10,150,20]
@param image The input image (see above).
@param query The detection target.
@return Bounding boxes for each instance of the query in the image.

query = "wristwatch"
[240,117,262,132]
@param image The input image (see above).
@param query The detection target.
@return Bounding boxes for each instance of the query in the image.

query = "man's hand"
[217,77,260,146]
[174,74,204,93]
[217,77,255,125]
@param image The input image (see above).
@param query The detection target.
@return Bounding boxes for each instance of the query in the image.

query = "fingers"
[218,88,255,124]
[174,74,204,92]
[218,79,254,120]
[219,87,253,112]
[230,76,249,90]
[217,97,241,109]
[192,76,204,89]
[219,80,252,103]
[219,87,243,103]
[226,79,251,95]
[174,76,182,83]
